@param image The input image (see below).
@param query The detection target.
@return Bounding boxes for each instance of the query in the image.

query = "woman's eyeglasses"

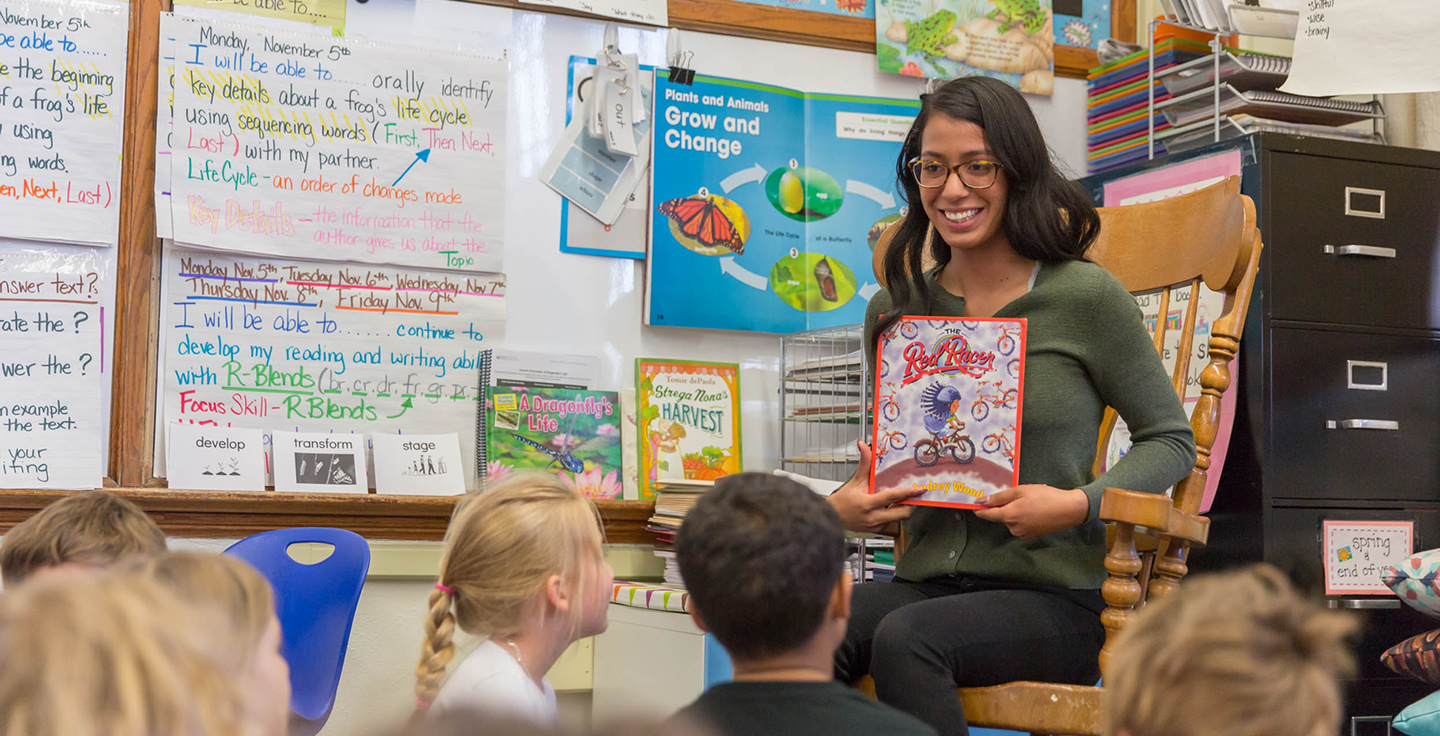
[907,158,1003,190]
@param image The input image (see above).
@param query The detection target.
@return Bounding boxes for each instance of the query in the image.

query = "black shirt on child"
[671,680,937,736]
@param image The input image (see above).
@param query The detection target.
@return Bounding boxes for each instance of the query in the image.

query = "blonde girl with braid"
[415,474,614,724]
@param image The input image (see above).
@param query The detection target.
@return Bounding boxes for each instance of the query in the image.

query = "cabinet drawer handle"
[1324,244,1396,259]
[1327,419,1400,431]
[1328,598,1402,609]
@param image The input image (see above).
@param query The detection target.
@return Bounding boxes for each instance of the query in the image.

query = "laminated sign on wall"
[1282,0,1440,97]
[160,247,506,486]
[163,16,508,272]
[0,0,129,246]
[875,0,1055,94]
[1323,520,1413,595]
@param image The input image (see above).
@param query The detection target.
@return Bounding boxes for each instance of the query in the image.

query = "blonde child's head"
[140,552,291,736]
[1105,564,1356,736]
[0,569,252,736]
[1,491,166,586]
[414,473,611,708]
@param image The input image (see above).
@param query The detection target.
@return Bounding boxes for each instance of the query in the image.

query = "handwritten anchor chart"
[0,0,128,246]
[160,247,506,486]
[164,16,508,273]
[0,243,109,488]
[646,70,917,333]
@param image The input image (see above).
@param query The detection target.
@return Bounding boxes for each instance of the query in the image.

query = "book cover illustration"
[636,360,743,499]
[871,317,1025,508]
[486,387,623,499]
[875,0,1055,95]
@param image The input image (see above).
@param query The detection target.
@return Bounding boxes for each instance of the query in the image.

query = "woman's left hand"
[973,485,1089,540]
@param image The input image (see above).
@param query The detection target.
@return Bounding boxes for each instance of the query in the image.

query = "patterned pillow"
[1384,549,1440,618]
[1385,630,1440,685]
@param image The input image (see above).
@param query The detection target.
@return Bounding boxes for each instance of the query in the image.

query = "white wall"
[475,10,1088,477]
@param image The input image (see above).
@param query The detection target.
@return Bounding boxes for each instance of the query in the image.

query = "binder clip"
[667,30,696,86]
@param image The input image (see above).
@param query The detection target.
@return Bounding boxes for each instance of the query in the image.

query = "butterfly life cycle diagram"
[646,71,920,333]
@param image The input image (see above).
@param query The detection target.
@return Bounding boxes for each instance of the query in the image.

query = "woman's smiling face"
[916,114,1009,255]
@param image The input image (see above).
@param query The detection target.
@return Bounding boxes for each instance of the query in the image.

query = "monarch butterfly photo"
[658,194,750,255]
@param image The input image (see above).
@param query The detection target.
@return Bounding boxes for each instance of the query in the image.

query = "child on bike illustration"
[915,383,975,466]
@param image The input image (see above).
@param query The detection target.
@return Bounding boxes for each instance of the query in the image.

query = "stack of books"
[1086,38,1210,173]
[1089,21,1384,174]
[845,538,896,583]
[785,349,863,383]
[647,478,714,587]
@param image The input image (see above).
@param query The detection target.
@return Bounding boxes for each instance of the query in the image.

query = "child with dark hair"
[672,473,935,736]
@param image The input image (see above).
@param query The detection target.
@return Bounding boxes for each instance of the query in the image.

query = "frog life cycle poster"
[876,0,1055,95]
[646,70,918,333]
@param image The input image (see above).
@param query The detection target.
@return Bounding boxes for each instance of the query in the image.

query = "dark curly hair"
[677,473,846,660]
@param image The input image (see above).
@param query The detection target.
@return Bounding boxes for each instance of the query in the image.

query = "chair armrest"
[1098,487,1210,548]
[1099,487,1173,529]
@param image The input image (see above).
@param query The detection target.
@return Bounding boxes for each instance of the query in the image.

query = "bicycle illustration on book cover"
[871,316,1025,508]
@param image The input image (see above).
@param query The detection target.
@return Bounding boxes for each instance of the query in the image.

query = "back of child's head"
[1105,564,1356,736]
[414,473,605,707]
[139,552,277,670]
[676,472,846,661]
[139,552,289,736]
[0,569,249,736]
[1,491,166,586]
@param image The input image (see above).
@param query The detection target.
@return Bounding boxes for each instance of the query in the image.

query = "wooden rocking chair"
[859,176,1263,736]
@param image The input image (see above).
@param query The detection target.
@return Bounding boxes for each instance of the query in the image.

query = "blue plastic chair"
[225,528,370,736]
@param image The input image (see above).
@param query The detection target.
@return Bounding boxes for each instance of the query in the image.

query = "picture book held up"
[871,316,1025,508]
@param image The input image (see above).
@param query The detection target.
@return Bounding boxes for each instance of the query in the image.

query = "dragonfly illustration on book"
[511,422,619,475]
[511,433,587,473]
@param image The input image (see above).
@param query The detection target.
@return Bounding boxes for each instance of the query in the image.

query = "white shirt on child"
[431,639,558,726]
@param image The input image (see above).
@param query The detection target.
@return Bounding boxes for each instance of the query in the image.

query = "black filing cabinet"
[1084,134,1440,732]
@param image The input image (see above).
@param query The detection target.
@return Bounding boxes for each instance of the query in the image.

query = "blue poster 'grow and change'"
[647,71,918,334]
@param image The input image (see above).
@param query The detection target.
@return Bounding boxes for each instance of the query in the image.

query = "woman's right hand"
[828,441,925,534]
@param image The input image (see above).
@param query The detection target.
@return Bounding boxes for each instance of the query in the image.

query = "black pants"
[834,576,1106,736]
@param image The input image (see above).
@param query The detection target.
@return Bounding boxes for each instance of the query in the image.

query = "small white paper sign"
[1323,520,1414,595]
[271,432,368,494]
[166,423,266,491]
[1281,0,1440,96]
[371,433,465,496]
